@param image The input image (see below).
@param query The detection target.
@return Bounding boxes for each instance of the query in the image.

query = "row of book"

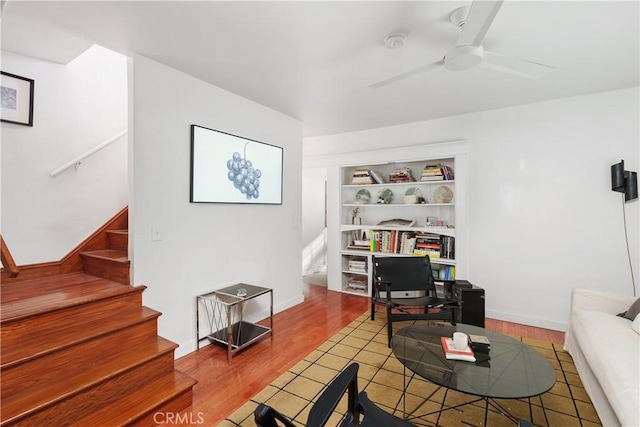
[420,164,455,181]
[351,169,417,184]
[366,230,455,259]
[369,229,417,254]
[413,233,455,259]
[351,166,453,185]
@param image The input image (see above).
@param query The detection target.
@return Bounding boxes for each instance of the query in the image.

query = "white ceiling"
[2,1,639,137]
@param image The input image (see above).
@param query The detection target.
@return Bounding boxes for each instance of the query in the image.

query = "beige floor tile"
[362,340,392,356]
[352,348,390,369]
[541,393,577,417]
[225,400,258,424]
[300,363,339,384]
[371,368,405,391]
[251,384,281,404]
[544,409,583,427]
[283,375,326,400]
[288,359,311,375]
[315,352,351,372]
[317,340,337,353]
[340,335,370,350]
[327,342,360,359]
[265,390,309,421]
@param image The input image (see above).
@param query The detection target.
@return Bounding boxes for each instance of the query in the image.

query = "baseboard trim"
[485,309,567,332]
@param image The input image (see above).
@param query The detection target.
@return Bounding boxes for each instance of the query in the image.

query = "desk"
[196,283,273,363]
[391,323,556,425]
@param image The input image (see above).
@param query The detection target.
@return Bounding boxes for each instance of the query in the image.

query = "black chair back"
[373,256,437,296]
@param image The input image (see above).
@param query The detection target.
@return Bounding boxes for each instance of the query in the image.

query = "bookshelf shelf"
[341,225,455,237]
[341,269,368,276]
[342,203,455,207]
[342,180,455,188]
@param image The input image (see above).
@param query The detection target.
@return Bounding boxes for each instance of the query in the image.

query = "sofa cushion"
[633,314,640,335]
[618,297,640,320]
[572,309,639,426]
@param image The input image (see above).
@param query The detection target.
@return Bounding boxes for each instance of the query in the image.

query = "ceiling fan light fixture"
[445,45,483,71]
[449,5,470,28]
[384,33,407,49]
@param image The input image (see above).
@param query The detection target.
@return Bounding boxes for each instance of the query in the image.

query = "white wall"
[302,167,326,247]
[1,46,128,264]
[304,87,639,331]
[301,167,327,274]
[131,55,303,358]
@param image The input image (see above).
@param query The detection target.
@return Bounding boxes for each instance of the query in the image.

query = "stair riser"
[1,292,143,351]
[107,232,128,253]
[8,351,176,426]
[71,371,197,426]
[1,319,159,399]
[127,389,195,427]
[1,307,160,369]
[81,257,130,285]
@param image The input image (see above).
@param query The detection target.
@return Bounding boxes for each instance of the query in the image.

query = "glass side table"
[196,283,273,363]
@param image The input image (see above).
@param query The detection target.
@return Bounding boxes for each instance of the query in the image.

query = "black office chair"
[254,363,413,427]
[371,255,459,347]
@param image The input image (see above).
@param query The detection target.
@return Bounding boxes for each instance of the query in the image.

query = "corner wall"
[131,55,303,357]
[304,87,639,331]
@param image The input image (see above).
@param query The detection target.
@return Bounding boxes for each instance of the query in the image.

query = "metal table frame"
[196,283,273,363]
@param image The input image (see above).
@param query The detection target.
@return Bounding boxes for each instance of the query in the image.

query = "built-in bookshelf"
[333,148,467,297]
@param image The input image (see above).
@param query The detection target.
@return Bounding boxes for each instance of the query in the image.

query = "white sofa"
[564,288,639,427]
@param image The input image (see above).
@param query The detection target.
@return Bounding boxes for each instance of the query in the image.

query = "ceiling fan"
[369,0,553,88]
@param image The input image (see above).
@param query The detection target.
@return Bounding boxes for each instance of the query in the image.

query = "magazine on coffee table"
[440,337,476,362]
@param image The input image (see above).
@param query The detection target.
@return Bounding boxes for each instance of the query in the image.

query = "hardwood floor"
[485,317,565,344]
[174,282,565,426]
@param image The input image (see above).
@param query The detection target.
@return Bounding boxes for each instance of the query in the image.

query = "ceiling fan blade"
[457,0,503,47]
[481,50,553,79]
[369,60,443,88]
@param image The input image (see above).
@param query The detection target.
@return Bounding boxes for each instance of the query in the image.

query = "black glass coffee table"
[391,323,556,425]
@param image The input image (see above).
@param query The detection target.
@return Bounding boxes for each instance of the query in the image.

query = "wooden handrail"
[1,234,20,278]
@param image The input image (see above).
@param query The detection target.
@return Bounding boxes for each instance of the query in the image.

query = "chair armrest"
[254,403,296,427]
[373,279,391,288]
[570,288,637,316]
[306,363,360,427]
[372,279,391,299]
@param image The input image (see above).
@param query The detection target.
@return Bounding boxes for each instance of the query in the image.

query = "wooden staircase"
[0,208,197,426]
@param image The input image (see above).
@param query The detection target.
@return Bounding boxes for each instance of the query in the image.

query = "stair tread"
[1,336,178,423]
[76,370,197,426]
[80,249,129,262]
[1,306,161,368]
[0,273,144,323]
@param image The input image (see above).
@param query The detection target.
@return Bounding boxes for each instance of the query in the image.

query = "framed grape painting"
[190,124,283,204]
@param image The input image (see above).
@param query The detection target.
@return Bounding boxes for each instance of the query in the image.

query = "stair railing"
[1,234,19,278]
[49,129,128,178]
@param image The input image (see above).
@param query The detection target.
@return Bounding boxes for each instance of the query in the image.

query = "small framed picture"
[1,71,34,126]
